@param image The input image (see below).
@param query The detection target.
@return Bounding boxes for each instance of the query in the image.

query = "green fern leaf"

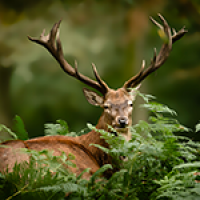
[13,115,29,140]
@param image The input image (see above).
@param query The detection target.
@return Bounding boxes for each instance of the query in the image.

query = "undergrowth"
[0,93,200,200]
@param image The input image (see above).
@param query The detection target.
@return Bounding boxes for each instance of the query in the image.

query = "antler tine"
[172,26,188,43]
[123,14,187,90]
[49,20,61,48]
[28,21,108,94]
[149,16,162,30]
[92,63,109,94]
[74,60,80,77]
[153,14,172,66]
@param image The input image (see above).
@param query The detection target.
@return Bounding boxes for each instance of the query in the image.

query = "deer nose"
[118,117,128,128]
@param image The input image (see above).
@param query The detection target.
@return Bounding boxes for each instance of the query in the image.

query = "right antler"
[123,14,187,89]
[28,21,109,95]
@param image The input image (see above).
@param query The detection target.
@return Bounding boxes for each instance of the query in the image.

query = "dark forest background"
[0,0,200,140]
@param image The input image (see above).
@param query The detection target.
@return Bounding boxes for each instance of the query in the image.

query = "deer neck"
[77,113,112,166]
[96,114,110,132]
[77,111,131,167]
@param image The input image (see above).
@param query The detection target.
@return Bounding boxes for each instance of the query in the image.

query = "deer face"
[83,87,138,135]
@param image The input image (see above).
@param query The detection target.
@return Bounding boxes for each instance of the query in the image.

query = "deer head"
[28,14,187,139]
[83,84,141,137]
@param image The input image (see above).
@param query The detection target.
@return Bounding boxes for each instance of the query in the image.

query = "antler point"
[142,60,145,68]
[27,35,38,42]
[41,29,46,36]
[91,63,97,70]
[74,60,80,77]
[57,19,62,28]
[182,26,188,32]
[27,35,32,40]
[158,13,163,19]
[75,60,78,66]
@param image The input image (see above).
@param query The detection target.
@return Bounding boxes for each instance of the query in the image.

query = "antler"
[123,14,187,90]
[28,20,109,95]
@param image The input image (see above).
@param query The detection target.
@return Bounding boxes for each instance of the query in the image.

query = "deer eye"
[128,101,133,107]
[104,104,110,109]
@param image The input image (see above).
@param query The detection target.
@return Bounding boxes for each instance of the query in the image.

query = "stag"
[0,14,187,179]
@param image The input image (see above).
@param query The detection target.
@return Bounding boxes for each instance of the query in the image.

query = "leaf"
[89,164,112,185]
[174,162,200,170]
[44,120,69,136]
[13,115,29,140]
[0,124,17,139]
[195,123,200,132]
[56,119,69,133]
[87,123,94,131]
[141,102,177,116]
[138,92,156,103]
[158,29,169,44]
[77,127,90,136]
[77,168,91,180]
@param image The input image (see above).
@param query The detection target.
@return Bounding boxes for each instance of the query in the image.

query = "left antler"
[28,21,109,95]
[123,14,187,90]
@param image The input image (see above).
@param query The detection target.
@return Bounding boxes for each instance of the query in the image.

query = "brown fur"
[0,130,113,179]
[0,88,135,179]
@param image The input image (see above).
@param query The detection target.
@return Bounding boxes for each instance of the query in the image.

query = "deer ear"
[83,88,104,106]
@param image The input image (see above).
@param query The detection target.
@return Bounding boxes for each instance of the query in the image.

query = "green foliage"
[44,120,89,137]
[0,150,79,200]
[0,125,18,140]
[44,120,69,136]
[13,115,29,140]
[0,116,29,141]
[1,0,200,142]
[1,94,200,199]
[196,122,200,132]
[153,172,200,200]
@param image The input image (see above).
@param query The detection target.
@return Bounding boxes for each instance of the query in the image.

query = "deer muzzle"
[114,116,129,129]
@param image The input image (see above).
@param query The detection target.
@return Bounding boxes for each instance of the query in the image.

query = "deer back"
[0,130,115,179]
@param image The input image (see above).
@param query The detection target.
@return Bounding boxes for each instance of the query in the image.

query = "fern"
[0,116,29,142]
[0,124,17,140]
[196,122,200,133]
[12,115,29,140]
[44,119,82,137]
[44,119,69,136]
[1,92,200,199]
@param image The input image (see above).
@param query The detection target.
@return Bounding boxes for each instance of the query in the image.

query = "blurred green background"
[0,0,200,140]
